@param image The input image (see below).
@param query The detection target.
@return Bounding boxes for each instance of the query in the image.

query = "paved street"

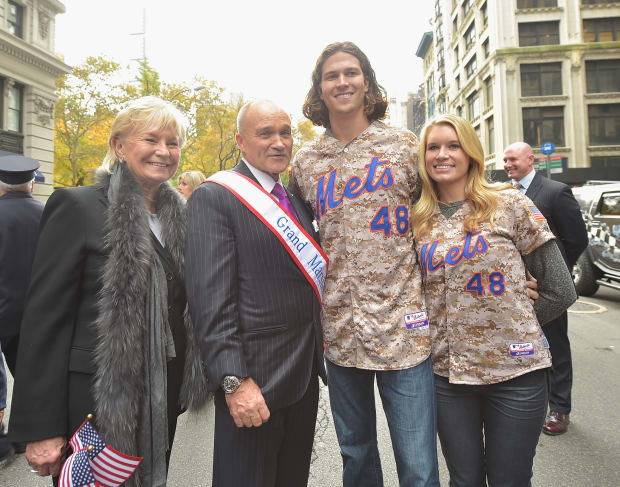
[2,290,619,486]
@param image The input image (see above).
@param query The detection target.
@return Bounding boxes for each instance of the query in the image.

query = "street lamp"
[169,85,207,101]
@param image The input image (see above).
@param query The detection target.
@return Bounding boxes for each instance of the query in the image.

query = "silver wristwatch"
[221,375,244,394]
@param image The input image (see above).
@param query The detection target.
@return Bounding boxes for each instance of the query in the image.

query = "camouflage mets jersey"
[415,189,555,385]
[289,120,431,370]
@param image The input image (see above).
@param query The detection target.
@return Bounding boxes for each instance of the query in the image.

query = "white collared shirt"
[513,169,536,194]
[242,158,282,194]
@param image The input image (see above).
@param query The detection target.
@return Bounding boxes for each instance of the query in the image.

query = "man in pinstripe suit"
[504,142,588,436]
[185,100,327,486]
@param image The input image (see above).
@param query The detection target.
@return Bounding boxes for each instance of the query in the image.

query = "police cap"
[0,154,40,185]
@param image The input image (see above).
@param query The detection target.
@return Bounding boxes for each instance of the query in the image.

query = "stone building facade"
[1,0,70,200]
[417,0,620,182]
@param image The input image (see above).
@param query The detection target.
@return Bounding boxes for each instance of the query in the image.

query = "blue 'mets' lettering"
[315,157,394,220]
[419,231,490,277]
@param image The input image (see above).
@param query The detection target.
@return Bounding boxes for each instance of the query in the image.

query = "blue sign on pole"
[541,142,555,155]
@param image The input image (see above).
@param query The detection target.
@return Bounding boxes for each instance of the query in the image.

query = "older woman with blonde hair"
[411,114,576,486]
[10,96,208,486]
[177,170,205,199]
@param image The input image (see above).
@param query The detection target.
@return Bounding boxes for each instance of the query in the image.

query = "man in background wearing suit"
[0,155,44,377]
[504,142,588,436]
[185,100,327,486]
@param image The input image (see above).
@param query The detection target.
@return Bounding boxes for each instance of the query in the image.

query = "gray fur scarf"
[92,165,208,486]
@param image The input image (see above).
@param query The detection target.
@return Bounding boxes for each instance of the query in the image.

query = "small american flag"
[527,205,546,222]
[59,448,98,487]
[60,417,142,487]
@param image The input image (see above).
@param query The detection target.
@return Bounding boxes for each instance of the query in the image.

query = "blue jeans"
[326,356,439,487]
[435,370,548,487]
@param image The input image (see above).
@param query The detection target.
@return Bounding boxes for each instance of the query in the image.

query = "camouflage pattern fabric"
[416,189,555,384]
[290,121,431,370]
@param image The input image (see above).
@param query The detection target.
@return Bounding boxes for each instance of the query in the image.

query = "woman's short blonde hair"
[412,114,510,238]
[98,96,188,174]
[179,171,206,192]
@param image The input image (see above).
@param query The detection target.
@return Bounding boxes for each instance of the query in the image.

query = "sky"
[55,0,434,121]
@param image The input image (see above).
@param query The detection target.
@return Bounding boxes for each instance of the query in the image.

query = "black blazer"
[185,161,326,412]
[10,185,107,442]
[525,171,588,269]
[0,192,44,338]
[9,185,188,443]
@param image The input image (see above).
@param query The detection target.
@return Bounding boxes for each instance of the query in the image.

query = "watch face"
[222,375,241,394]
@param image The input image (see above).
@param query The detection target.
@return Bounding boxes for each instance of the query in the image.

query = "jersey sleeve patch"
[526,205,546,222]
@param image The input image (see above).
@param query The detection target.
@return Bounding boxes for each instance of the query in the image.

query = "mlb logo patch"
[526,205,546,222]
[509,342,535,356]
[404,311,429,330]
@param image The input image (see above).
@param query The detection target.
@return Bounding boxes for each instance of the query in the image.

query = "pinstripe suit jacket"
[525,171,588,269]
[185,161,326,412]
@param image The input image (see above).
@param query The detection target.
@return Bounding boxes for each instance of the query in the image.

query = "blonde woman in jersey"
[411,114,576,487]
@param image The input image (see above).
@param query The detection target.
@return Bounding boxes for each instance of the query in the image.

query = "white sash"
[206,170,329,305]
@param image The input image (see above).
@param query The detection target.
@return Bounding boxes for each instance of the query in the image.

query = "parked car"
[571,183,620,296]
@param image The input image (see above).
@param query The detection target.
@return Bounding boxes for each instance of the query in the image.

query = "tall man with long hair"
[289,42,440,487]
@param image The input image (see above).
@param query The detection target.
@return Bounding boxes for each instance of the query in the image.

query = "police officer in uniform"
[0,154,44,376]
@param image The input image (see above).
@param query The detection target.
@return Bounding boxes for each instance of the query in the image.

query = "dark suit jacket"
[185,161,326,413]
[0,192,44,338]
[525,171,588,269]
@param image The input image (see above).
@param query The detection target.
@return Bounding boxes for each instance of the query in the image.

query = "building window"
[7,84,23,133]
[517,0,557,7]
[457,106,463,117]
[487,116,495,154]
[7,1,24,38]
[465,55,477,79]
[519,21,560,46]
[481,2,488,26]
[453,16,458,35]
[586,60,620,93]
[520,63,562,96]
[591,156,620,169]
[439,73,446,90]
[427,73,435,95]
[454,45,459,62]
[467,91,480,121]
[437,50,445,69]
[463,0,473,17]
[465,22,476,50]
[483,39,490,58]
[589,104,620,145]
[485,77,493,108]
[583,18,620,42]
[523,106,565,147]
[456,74,461,90]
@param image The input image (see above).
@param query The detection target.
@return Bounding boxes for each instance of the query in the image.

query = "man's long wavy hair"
[303,41,388,129]
[412,114,511,239]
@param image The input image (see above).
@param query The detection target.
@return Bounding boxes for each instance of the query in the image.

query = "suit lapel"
[288,189,315,236]
[525,172,543,202]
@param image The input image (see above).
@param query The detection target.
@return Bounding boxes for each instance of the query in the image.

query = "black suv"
[571,183,620,296]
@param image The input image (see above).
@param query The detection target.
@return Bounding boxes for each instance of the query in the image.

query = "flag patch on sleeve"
[526,205,546,222]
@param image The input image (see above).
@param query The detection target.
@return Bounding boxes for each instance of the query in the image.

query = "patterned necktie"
[271,183,298,221]
[514,181,523,191]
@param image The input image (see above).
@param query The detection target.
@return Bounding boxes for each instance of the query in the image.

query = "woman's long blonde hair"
[412,114,511,239]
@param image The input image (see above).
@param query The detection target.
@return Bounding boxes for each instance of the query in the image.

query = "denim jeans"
[326,356,439,487]
[435,370,548,487]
